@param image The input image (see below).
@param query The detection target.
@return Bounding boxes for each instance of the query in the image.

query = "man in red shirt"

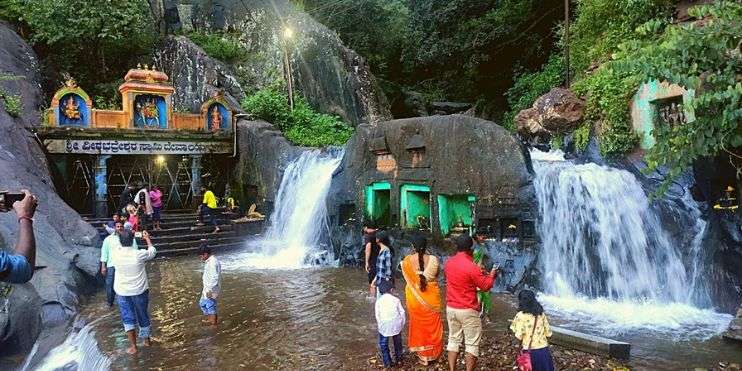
[444,234,497,371]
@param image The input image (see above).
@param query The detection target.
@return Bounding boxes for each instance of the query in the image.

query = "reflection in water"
[30,250,742,370]
[75,254,378,370]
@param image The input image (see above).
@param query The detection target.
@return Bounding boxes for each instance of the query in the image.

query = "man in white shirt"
[374,279,405,369]
[198,242,221,326]
[111,230,156,355]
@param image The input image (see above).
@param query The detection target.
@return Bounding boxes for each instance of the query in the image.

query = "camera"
[135,232,143,238]
[0,191,25,212]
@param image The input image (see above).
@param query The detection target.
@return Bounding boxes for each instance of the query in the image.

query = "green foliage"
[0,89,22,117]
[572,66,639,157]
[405,0,560,101]
[567,0,673,75]
[573,123,591,151]
[0,73,23,117]
[549,134,564,150]
[3,0,158,104]
[503,55,564,130]
[187,31,248,64]
[610,2,742,191]
[302,0,409,82]
[242,88,354,147]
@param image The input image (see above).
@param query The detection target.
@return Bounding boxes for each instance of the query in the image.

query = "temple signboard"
[44,138,232,155]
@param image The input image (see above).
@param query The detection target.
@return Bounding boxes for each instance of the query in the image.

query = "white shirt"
[111,243,156,296]
[202,255,222,300]
[375,293,406,337]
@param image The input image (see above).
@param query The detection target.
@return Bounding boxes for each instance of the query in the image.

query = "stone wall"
[0,22,99,356]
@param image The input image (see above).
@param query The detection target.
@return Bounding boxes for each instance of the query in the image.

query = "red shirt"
[444,251,496,311]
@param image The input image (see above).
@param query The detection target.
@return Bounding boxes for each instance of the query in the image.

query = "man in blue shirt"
[0,190,38,283]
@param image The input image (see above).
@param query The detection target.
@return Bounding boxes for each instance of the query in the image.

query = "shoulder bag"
[516,314,539,371]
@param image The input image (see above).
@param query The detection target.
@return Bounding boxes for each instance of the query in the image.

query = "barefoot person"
[510,290,555,371]
[112,230,156,354]
[444,234,497,371]
[198,242,221,326]
[401,234,443,365]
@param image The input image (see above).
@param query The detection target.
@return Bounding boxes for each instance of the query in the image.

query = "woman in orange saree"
[401,235,443,365]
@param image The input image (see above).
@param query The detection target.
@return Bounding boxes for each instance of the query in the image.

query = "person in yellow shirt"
[198,185,220,233]
[510,289,554,371]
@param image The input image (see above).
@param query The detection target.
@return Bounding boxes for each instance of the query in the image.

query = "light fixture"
[283,27,294,39]
[155,155,166,165]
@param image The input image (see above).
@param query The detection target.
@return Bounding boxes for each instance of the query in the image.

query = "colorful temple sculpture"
[36,66,238,216]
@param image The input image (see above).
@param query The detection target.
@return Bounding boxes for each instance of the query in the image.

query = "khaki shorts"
[446,306,482,357]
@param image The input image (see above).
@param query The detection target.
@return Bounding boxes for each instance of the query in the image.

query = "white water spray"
[25,318,111,371]
[531,149,731,338]
[231,148,343,269]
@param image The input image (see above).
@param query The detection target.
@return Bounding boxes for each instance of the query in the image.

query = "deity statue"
[136,97,160,128]
[210,106,222,131]
[63,96,81,120]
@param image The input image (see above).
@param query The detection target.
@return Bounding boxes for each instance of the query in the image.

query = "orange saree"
[401,255,444,362]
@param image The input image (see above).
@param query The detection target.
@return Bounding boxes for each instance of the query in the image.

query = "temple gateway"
[36,67,237,217]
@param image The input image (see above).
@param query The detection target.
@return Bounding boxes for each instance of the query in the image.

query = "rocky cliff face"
[152,0,391,126]
[233,119,307,211]
[0,22,99,356]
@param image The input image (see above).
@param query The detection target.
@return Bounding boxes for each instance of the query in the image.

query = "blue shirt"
[0,251,32,283]
[375,248,393,283]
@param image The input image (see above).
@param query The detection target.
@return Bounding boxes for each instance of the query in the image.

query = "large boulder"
[0,22,99,356]
[516,87,585,138]
[155,36,246,112]
[152,0,392,126]
[327,114,538,290]
[723,306,742,342]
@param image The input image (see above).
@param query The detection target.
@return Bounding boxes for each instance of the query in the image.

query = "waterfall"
[531,149,731,338]
[24,318,111,371]
[235,148,343,269]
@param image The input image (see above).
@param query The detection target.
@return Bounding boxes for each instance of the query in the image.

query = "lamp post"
[282,26,295,111]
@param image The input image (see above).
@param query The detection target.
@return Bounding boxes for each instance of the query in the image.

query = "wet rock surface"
[233,119,307,210]
[155,0,391,126]
[516,87,585,139]
[0,22,99,356]
[328,114,538,291]
[155,35,246,112]
[723,306,742,342]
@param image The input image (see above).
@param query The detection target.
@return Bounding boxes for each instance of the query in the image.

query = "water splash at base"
[227,148,343,270]
[27,317,111,371]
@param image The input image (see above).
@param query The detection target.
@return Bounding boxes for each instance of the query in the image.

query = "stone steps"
[91,211,251,255]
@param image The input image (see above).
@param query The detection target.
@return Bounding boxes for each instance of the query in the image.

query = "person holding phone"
[444,234,497,371]
[0,190,38,283]
[111,229,157,354]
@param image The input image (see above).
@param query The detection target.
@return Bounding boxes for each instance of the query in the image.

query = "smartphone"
[135,231,143,238]
[0,192,25,209]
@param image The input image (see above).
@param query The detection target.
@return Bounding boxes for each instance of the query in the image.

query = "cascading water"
[24,318,111,371]
[531,149,731,338]
[233,148,344,269]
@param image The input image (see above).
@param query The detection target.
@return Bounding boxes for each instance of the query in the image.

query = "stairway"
[85,209,262,257]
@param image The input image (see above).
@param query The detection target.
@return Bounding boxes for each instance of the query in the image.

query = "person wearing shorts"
[198,242,221,326]
[443,234,497,371]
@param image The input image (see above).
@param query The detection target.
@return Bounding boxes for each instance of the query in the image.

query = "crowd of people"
[100,183,223,354]
[365,226,555,371]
